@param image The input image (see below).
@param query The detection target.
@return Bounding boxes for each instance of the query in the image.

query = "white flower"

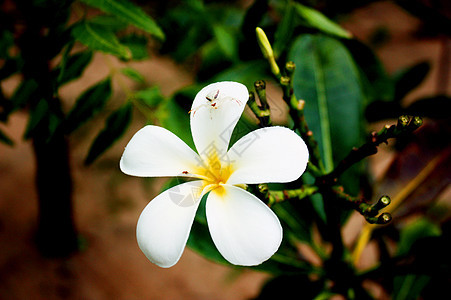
[120,81,309,268]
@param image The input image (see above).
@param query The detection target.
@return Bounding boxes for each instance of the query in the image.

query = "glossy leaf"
[65,77,112,133]
[85,102,133,164]
[80,0,164,40]
[294,3,352,39]
[288,34,364,192]
[72,21,131,60]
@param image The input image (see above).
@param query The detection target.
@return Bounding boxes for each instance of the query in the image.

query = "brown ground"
[0,1,449,299]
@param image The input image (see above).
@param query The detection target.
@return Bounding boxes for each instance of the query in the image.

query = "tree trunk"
[33,131,79,257]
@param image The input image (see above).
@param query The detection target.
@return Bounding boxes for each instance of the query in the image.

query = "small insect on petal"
[182,171,189,174]
[206,89,220,102]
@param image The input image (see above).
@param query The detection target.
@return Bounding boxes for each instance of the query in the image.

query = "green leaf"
[212,60,269,88]
[0,30,14,58]
[121,67,145,83]
[0,128,14,146]
[397,218,441,257]
[119,34,149,60]
[23,99,61,140]
[294,3,352,39]
[288,35,364,191]
[72,21,131,59]
[56,50,93,86]
[85,102,133,164]
[10,79,39,111]
[273,1,296,58]
[272,201,313,243]
[88,14,128,32]
[212,24,238,61]
[393,274,430,300]
[65,77,112,133]
[80,0,165,40]
[134,86,164,107]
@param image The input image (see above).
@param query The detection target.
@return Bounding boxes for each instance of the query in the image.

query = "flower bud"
[256,27,280,77]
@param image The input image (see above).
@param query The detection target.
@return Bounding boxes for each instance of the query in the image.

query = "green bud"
[371,195,391,212]
[377,212,392,224]
[258,183,268,193]
[412,116,423,128]
[255,27,280,77]
[280,76,290,86]
[397,115,410,128]
[256,27,274,59]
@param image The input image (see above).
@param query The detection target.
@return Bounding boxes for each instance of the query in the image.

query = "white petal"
[226,126,309,185]
[120,125,202,178]
[190,82,248,163]
[137,180,204,268]
[206,185,282,266]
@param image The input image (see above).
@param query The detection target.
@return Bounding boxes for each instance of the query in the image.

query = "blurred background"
[0,0,449,299]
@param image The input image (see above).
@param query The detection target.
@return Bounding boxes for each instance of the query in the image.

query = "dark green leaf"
[393,274,431,300]
[212,60,269,88]
[0,127,14,146]
[80,0,165,40]
[10,79,39,111]
[72,21,131,59]
[23,99,61,141]
[119,34,149,60]
[65,77,112,133]
[397,218,440,257]
[343,39,394,103]
[393,61,430,101]
[294,3,352,39]
[0,30,14,58]
[85,102,133,164]
[273,201,313,243]
[288,34,364,192]
[273,1,296,58]
[56,50,93,86]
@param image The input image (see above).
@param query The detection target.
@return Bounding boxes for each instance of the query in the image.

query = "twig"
[320,115,423,185]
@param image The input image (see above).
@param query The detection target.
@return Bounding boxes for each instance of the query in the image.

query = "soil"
[0,1,449,299]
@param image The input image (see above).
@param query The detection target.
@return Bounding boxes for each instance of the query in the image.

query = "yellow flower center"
[195,150,233,197]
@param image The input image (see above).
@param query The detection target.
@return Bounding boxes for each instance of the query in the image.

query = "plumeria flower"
[120,81,309,268]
